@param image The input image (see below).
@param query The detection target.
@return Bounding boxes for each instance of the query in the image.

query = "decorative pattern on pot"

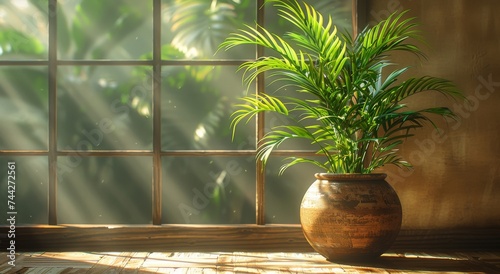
[300,173,402,262]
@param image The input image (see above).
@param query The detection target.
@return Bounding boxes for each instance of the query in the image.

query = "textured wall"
[364,0,500,229]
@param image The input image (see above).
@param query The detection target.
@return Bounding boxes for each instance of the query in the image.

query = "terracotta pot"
[300,173,402,262]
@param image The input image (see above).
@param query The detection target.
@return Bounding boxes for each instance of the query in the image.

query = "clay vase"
[300,173,402,262]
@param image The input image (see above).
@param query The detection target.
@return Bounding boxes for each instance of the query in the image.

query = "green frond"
[257,125,315,166]
[230,94,289,139]
[220,0,463,174]
[389,76,463,102]
[279,157,329,175]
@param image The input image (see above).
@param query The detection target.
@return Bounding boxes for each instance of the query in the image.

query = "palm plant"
[219,0,462,174]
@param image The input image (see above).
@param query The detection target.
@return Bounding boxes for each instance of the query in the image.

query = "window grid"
[0,0,356,226]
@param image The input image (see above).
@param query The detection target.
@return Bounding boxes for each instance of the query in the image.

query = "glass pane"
[0,0,48,60]
[58,66,153,150]
[308,1,352,31]
[58,0,153,60]
[0,67,48,150]
[162,156,256,224]
[263,75,318,151]
[161,0,256,59]
[0,156,48,225]
[58,156,152,224]
[265,156,324,224]
[162,66,255,150]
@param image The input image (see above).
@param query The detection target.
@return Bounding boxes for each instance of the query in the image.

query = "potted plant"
[219,0,462,261]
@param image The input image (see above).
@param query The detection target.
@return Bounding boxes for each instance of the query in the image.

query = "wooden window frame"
[0,0,362,251]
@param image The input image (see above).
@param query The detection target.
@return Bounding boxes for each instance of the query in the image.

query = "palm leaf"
[230,94,288,139]
[219,0,463,174]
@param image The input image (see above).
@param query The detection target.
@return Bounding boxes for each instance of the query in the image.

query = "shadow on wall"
[367,0,500,229]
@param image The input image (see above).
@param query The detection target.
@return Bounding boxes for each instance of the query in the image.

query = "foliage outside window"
[0,0,352,226]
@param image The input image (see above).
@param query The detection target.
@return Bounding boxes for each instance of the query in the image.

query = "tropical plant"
[219,0,463,174]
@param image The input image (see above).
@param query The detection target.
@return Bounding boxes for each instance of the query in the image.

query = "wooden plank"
[229,252,271,273]
[142,252,218,270]
[20,252,101,268]
[216,253,234,273]
[0,253,26,272]
[0,225,312,252]
[1,251,500,273]
[59,269,89,274]
[120,252,149,271]
[0,226,499,252]
[89,252,134,273]
[0,252,10,265]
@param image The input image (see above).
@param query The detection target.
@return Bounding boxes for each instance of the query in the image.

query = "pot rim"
[315,173,387,181]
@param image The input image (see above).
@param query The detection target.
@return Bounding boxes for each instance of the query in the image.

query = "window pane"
[58,0,153,60]
[0,67,48,150]
[161,0,256,59]
[0,156,48,225]
[265,157,324,224]
[162,156,256,224]
[0,0,48,60]
[264,75,318,151]
[162,66,255,150]
[0,0,355,227]
[58,156,152,224]
[58,66,153,150]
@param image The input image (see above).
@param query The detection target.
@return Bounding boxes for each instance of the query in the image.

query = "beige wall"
[363,0,500,229]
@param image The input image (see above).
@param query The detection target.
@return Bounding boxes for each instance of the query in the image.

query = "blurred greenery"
[0,0,352,224]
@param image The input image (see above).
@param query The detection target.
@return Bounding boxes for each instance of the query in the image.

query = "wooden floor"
[1,251,500,273]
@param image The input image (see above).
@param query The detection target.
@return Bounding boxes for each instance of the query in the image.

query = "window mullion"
[256,0,266,225]
[48,0,58,225]
[152,0,162,225]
